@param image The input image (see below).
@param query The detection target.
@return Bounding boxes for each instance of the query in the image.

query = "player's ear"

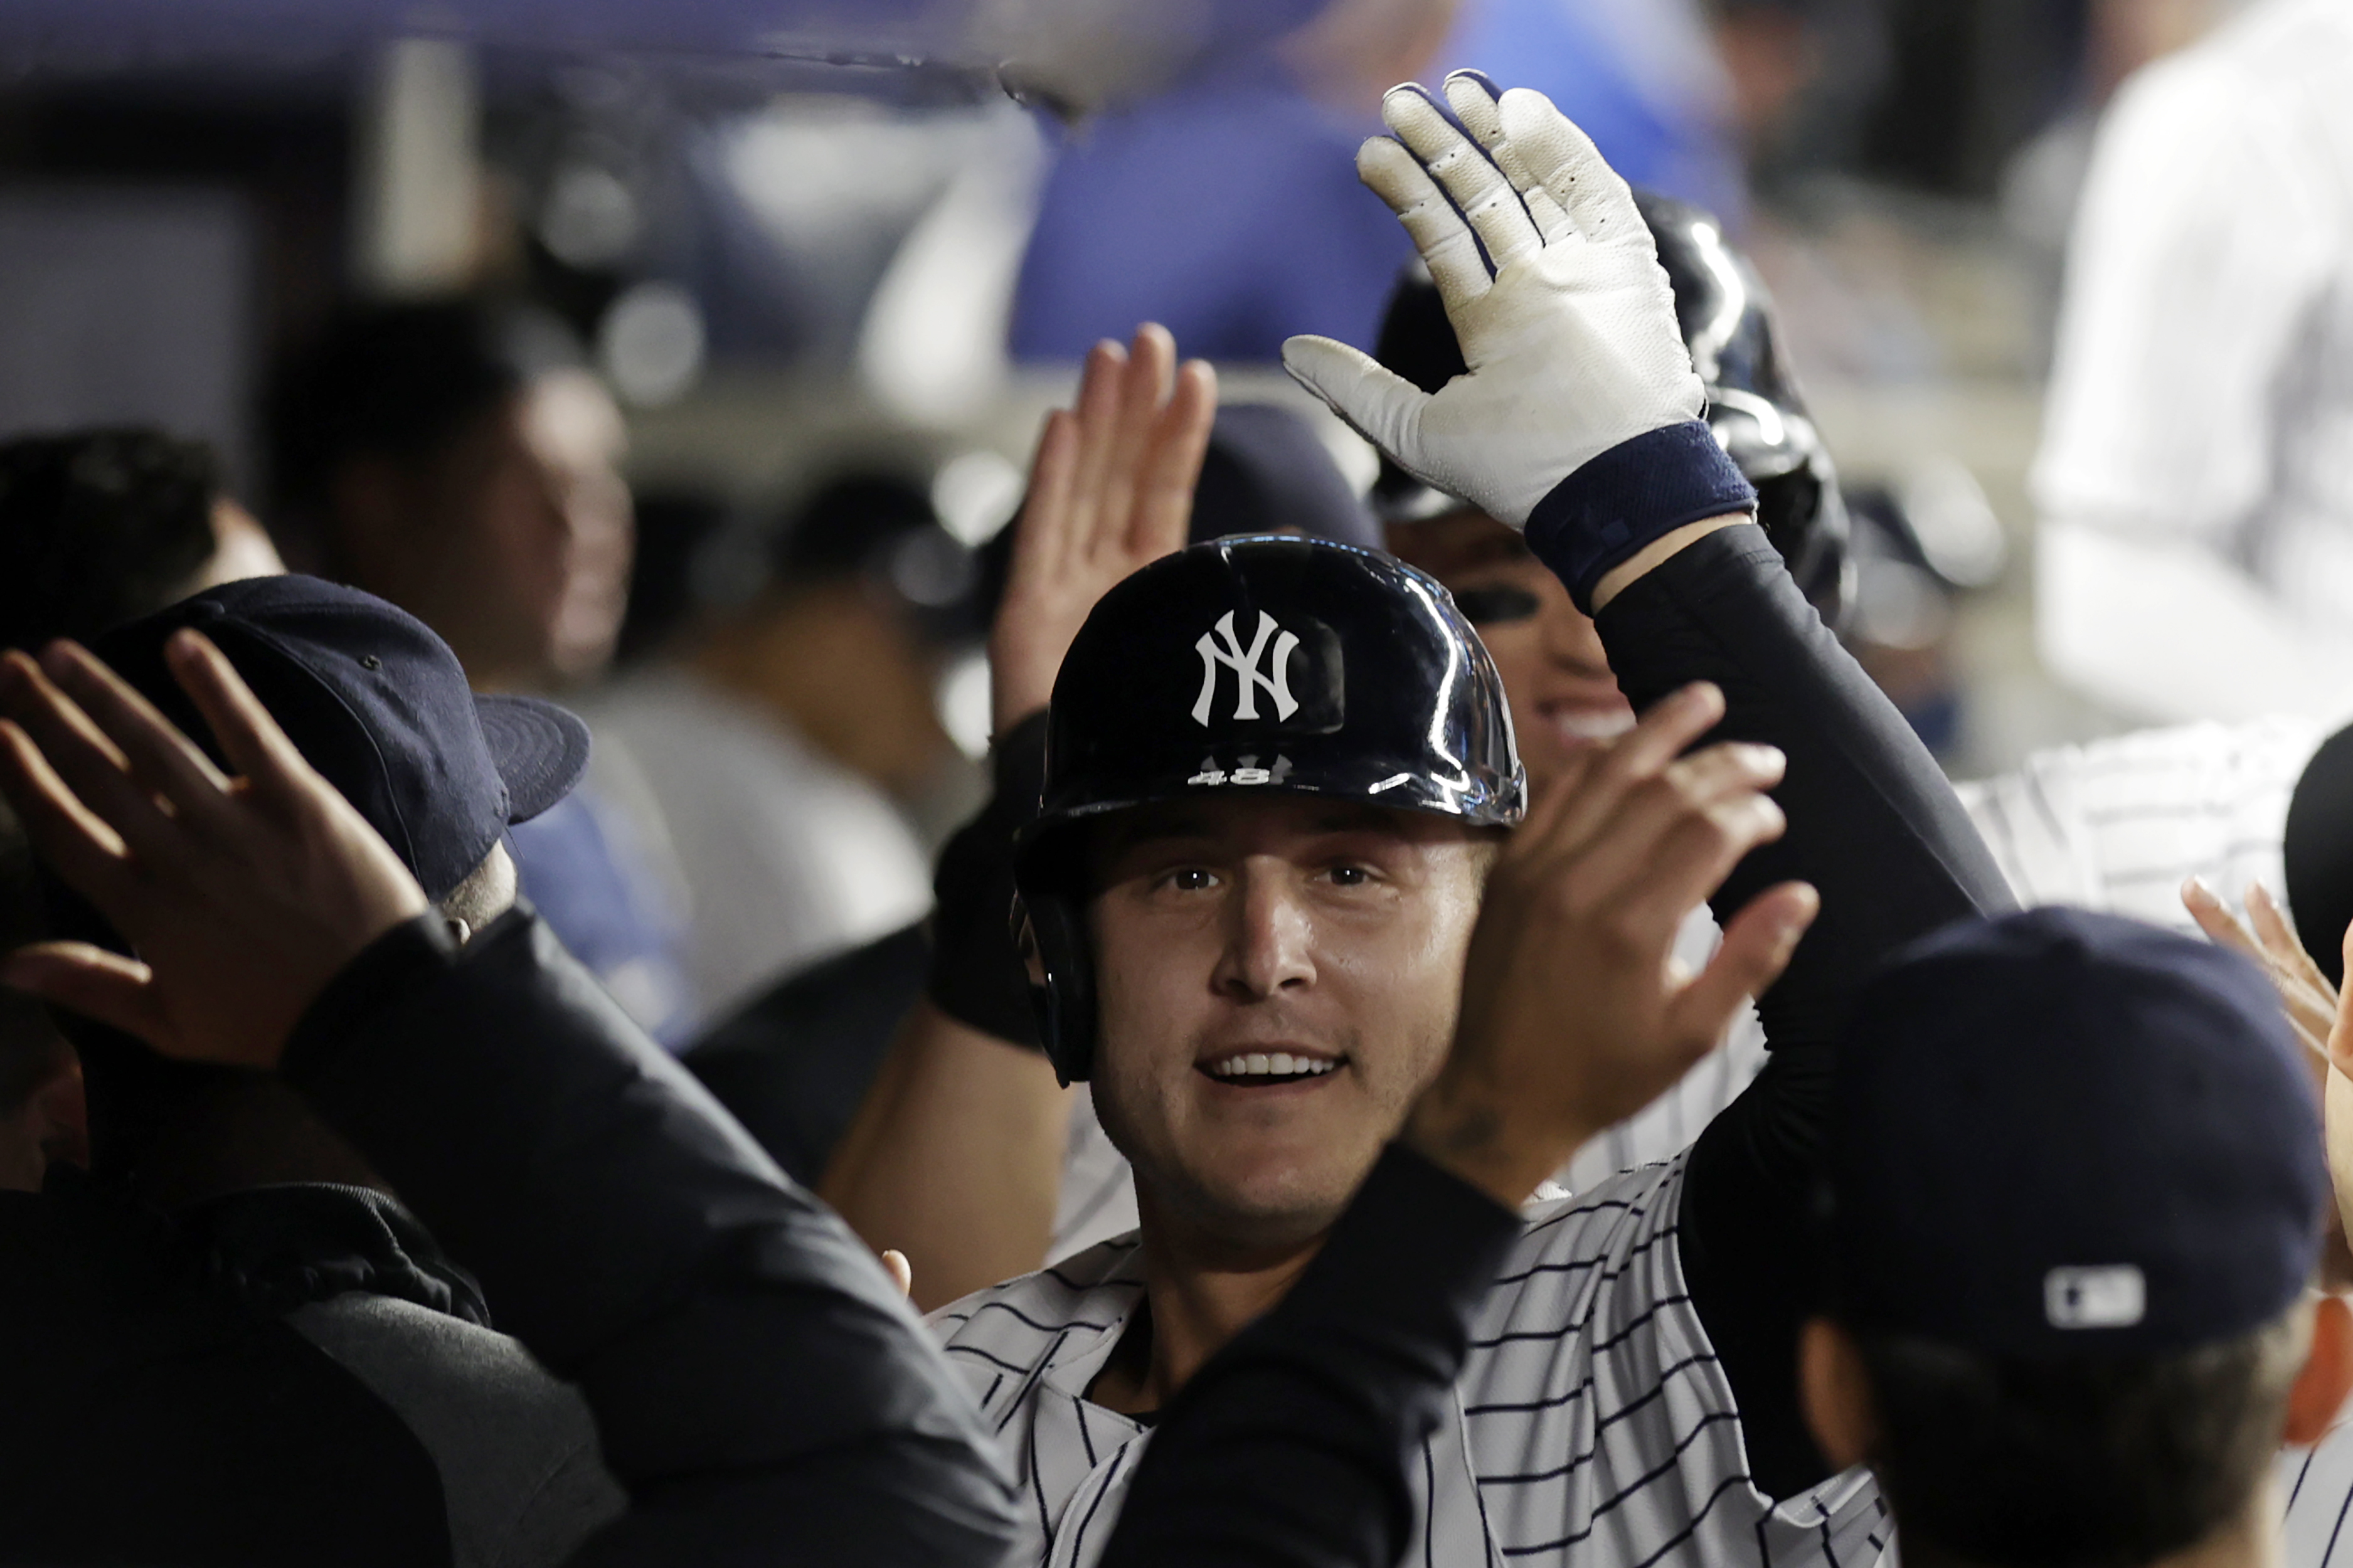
[1797,1317,1875,1471]
[2286,1295,2353,1446]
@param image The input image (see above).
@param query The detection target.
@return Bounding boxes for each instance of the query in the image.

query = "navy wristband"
[1524,421,1756,613]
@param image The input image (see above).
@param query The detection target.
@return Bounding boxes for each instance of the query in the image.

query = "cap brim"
[472,695,592,825]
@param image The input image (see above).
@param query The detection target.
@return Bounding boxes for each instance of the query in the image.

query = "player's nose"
[1211,864,1318,1000]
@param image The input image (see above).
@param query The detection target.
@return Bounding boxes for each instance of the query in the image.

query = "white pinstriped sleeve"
[1457,1157,1890,1568]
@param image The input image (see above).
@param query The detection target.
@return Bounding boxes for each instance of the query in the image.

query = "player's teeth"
[1208,1054,1342,1078]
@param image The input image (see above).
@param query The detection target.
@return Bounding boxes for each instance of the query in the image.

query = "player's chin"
[1193,1178,1360,1252]
[1182,1135,1383,1239]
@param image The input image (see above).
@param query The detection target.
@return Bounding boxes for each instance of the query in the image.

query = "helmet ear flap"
[1013,889,1096,1086]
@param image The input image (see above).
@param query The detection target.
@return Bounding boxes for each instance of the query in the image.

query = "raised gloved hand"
[1280,76,1703,527]
[1284,74,1704,531]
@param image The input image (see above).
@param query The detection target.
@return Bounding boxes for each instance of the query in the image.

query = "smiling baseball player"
[927,74,2013,1566]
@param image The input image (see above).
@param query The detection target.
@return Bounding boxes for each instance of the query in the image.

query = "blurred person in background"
[0,428,287,1190]
[707,474,974,829]
[2034,0,2353,728]
[2002,0,2242,299]
[1010,0,1768,363]
[582,472,972,1027]
[1438,0,1746,223]
[1009,0,1446,361]
[267,300,695,1044]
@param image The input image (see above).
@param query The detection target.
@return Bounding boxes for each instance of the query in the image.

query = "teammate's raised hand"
[1406,681,1816,1207]
[2182,877,2344,1071]
[0,633,428,1069]
[1282,72,1703,531]
[989,324,1216,732]
[2184,877,2353,1281]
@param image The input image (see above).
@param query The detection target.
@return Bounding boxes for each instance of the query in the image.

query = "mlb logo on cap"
[2046,1266,2146,1330]
[1826,907,2327,1359]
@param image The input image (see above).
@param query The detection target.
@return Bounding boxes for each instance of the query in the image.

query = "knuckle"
[1625,771,1674,808]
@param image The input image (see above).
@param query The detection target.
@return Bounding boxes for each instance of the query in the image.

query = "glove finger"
[1496,87,1647,250]
[1443,72,1575,244]
[1357,135,1489,305]
[1382,84,1541,274]
[1281,336,1431,479]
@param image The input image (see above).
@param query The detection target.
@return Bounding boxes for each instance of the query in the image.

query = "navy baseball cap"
[1825,907,2327,1359]
[89,575,588,901]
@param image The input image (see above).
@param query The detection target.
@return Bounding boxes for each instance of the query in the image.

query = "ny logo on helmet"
[1193,610,1300,726]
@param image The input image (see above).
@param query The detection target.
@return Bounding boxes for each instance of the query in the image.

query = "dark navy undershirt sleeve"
[1590,520,2014,1499]
[1102,1143,1523,1568]
[282,908,1019,1568]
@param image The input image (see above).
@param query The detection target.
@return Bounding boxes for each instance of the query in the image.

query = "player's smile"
[1196,1046,1347,1091]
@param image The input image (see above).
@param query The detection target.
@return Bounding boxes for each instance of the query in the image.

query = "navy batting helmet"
[1372,190,1852,628]
[1012,534,1524,1083]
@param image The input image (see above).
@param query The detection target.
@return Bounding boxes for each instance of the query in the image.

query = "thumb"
[1668,882,1818,1047]
[2330,922,2353,1075]
[3,941,173,1049]
[1282,335,1431,475]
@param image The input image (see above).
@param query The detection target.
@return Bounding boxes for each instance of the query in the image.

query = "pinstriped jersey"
[1954,717,2319,938]
[930,1154,1889,1568]
[2281,1421,2353,1568]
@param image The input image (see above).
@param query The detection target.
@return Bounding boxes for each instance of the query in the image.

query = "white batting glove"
[1283,74,1706,531]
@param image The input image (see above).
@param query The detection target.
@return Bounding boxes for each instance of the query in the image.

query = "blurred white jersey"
[578,669,935,1020]
[1955,716,2320,935]
[934,1155,1885,1568]
[2034,0,2353,723]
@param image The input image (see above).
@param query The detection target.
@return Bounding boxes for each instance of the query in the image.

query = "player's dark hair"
[1859,1306,2307,1568]
[774,472,940,585]
[265,297,582,543]
[0,428,222,652]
